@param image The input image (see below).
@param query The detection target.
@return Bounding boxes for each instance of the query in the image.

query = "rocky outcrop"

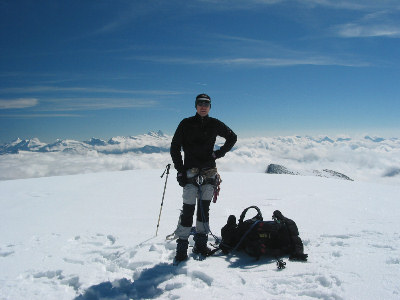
[265,164,353,181]
[265,164,299,175]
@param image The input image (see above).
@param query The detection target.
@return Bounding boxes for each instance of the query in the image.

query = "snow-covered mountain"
[0,131,170,155]
[0,137,48,154]
[1,170,399,299]
[1,133,396,155]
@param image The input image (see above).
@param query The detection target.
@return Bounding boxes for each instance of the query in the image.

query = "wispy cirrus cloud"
[0,98,39,109]
[336,23,400,38]
[195,0,284,9]
[125,32,369,67]
[0,113,82,118]
[0,86,182,95]
[0,85,179,112]
[0,97,158,115]
[192,0,399,11]
[194,0,392,11]
[40,97,158,112]
[73,1,155,39]
[333,10,400,38]
[75,0,400,40]
[300,0,400,11]
[132,54,368,67]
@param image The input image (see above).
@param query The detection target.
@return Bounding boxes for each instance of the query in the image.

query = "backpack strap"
[232,219,261,252]
[238,206,263,224]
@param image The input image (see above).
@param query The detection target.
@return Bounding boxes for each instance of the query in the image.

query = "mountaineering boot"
[193,233,213,256]
[175,239,189,262]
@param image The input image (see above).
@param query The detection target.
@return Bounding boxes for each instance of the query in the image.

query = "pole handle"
[161,163,171,178]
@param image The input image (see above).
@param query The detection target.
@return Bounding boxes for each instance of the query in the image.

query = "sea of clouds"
[1,132,399,185]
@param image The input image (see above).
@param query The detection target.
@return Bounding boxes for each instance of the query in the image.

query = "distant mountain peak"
[0,131,173,155]
[0,137,47,154]
[84,138,107,146]
[364,136,385,142]
[147,130,166,138]
[10,138,23,145]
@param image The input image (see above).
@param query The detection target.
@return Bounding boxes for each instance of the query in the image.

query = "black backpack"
[220,206,308,261]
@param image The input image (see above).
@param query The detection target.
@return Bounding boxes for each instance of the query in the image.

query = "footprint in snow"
[0,244,15,257]
[32,270,81,291]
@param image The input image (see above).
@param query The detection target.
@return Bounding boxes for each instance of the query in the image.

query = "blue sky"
[1,0,399,143]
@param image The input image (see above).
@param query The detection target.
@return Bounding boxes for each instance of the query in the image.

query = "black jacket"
[170,113,237,173]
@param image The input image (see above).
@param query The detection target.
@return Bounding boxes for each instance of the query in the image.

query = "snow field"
[0,170,399,299]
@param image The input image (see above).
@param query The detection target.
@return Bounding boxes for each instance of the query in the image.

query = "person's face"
[196,101,210,117]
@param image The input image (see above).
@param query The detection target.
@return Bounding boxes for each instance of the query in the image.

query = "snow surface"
[1,170,399,299]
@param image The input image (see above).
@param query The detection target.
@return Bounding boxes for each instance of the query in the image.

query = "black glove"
[213,150,224,160]
[177,172,187,187]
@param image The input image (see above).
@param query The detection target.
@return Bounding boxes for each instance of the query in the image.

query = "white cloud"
[0,113,82,118]
[0,86,182,112]
[300,0,400,10]
[333,10,400,38]
[196,0,398,11]
[192,0,400,12]
[133,55,367,67]
[336,23,400,38]
[40,97,159,111]
[1,135,399,185]
[197,0,283,5]
[0,86,181,95]
[0,98,39,109]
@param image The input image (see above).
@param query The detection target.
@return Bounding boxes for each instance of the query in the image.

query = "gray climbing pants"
[174,168,217,240]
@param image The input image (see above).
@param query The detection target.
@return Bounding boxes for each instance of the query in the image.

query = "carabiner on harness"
[196,175,205,186]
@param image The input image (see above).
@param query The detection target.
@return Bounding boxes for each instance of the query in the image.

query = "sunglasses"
[196,101,210,107]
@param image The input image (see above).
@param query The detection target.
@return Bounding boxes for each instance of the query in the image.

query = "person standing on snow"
[170,93,237,262]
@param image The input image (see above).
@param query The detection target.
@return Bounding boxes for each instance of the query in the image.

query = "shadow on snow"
[74,263,186,300]
[75,252,284,299]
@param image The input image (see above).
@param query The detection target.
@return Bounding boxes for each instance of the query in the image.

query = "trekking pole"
[156,163,171,236]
